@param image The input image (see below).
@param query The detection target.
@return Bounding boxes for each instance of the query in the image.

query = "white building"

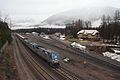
[77,30,100,41]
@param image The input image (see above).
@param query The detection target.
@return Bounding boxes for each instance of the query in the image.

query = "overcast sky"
[0,0,120,22]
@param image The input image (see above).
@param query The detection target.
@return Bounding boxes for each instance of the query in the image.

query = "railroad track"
[54,66,83,80]
[16,36,81,80]
[17,35,84,80]
[15,37,56,80]
[29,35,120,71]
[50,36,120,71]
[13,36,37,80]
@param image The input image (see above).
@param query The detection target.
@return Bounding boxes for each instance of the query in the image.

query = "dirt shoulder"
[0,41,19,80]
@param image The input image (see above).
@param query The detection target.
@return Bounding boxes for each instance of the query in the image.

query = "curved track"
[15,35,83,80]
[26,35,120,72]
[15,36,55,80]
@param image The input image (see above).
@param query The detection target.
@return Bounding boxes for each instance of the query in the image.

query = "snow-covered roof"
[102,52,120,62]
[77,30,99,35]
[71,42,86,49]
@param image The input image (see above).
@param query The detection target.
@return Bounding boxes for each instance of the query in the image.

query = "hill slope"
[44,7,120,25]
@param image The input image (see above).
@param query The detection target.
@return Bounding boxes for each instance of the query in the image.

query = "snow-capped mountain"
[44,7,120,26]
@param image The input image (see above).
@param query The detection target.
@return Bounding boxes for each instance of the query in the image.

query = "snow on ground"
[102,51,120,62]
[113,49,120,53]
[11,26,36,30]
[11,24,66,30]
[71,42,86,50]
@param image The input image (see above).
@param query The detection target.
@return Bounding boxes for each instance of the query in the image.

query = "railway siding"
[49,35,120,71]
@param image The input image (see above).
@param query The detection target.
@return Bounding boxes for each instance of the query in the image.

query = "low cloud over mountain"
[44,7,120,25]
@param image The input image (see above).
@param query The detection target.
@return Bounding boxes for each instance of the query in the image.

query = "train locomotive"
[16,33,60,67]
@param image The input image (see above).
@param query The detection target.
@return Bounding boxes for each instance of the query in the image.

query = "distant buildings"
[77,30,100,41]
[55,32,62,37]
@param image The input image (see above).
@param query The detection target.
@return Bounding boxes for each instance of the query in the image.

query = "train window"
[36,47,38,49]
[45,52,48,54]
[42,50,45,52]
[33,46,35,49]
[33,45,36,49]
[49,54,52,59]
[36,46,40,49]
[47,52,50,55]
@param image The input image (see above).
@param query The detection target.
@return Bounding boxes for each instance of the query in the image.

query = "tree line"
[0,14,12,49]
[65,19,92,38]
[13,28,65,34]
[65,10,120,43]
[99,10,120,43]
[14,10,120,44]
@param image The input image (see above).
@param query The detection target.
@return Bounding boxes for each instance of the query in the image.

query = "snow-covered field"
[71,42,86,50]
[11,24,66,30]
[102,51,120,62]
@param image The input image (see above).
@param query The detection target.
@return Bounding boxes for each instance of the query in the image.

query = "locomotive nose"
[53,60,59,63]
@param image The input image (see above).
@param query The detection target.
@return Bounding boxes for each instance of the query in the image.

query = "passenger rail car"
[16,33,28,40]
[16,33,60,67]
[27,42,60,66]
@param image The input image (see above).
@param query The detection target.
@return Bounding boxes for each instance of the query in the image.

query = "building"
[55,32,62,37]
[77,30,100,41]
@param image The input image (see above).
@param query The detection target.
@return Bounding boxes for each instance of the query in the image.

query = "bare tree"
[0,11,2,22]
[106,15,111,24]
[102,15,106,24]
[114,10,120,22]
[85,21,91,28]
[9,19,12,29]
[3,14,9,22]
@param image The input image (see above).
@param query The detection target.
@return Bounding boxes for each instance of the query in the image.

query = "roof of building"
[77,30,99,35]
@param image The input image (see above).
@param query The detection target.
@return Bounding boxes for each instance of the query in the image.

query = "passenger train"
[16,33,60,67]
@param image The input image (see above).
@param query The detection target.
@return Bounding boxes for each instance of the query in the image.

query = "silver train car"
[17,34,60,67]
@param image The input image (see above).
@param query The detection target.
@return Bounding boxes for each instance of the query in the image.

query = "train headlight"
[54,55,57,58]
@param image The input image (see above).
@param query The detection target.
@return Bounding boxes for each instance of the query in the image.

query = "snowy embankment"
[102,50,120,62]
[71,42,86,51]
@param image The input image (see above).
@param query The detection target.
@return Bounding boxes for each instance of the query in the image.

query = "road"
[23,34,120,80]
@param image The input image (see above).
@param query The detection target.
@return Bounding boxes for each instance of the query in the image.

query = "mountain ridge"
[43,6,120,25]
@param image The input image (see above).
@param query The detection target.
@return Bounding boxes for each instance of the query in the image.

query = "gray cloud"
[0,0,120,21]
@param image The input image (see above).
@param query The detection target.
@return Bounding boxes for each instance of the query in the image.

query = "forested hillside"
[65,10,120,43]
[0,21,12,49]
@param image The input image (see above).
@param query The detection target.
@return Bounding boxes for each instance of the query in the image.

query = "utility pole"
[83,49,87,68]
